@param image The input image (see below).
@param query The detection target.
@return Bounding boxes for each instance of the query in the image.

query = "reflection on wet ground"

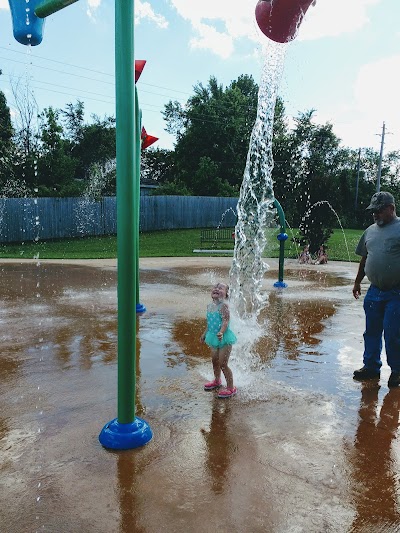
[1,259,400,532]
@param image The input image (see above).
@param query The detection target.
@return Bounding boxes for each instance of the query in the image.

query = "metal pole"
[135,106,146,313]
[115,0,136,424]
[35,0,78,18]
[354,147,361,211]
[376,122,385,193]
[99,0,152,449]
[273,198,287,288]
[8,0,152,449]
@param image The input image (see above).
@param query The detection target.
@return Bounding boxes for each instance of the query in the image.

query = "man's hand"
[353,283,361,299]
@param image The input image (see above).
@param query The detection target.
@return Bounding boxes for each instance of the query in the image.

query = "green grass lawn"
[0,227,363,261]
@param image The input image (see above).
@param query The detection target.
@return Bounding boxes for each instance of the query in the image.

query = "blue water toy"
[273,198,288,288]
[8,0,45,46]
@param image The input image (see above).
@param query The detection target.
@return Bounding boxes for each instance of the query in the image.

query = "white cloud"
[169,0,260,58]
[298,0,381,41]
[86,0,101,20]
[313,54,400,152]
[353,55,400,119]
[0,0,9,10]
[136,1,168,28]
[189,22,234,59]
[85,0,168,28]
[168,0,383,58]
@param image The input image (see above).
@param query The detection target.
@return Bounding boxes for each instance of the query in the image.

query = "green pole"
[16,0,152,448]
[115,0,136,424]
[100,0,151,448]
[273,198,286,284]
[135,102,142,307]
[34,0,78,18]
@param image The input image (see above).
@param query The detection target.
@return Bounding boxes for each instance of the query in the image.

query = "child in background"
[298,244,311,264]
[314,244,328,264]
[200,282,237,398]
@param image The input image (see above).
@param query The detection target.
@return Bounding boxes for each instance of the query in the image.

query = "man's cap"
[366,191,395,210]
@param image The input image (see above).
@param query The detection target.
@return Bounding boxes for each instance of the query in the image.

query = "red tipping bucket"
[255,0,314,43]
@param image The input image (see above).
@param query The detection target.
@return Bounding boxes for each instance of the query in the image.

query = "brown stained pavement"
[0,257,400,532]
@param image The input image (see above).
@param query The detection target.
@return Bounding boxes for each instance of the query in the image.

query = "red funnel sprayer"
[255,0,315,43]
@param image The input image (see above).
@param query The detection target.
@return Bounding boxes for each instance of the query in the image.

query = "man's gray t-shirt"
[356,217,400,290]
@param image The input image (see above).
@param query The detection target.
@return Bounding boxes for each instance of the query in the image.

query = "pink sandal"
[204,379,222,391]
[218,387,237,398]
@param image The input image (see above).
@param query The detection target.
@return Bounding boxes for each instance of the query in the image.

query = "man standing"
[353,191,400,387]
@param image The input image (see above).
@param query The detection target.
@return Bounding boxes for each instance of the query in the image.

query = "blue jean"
[363,285,400,373]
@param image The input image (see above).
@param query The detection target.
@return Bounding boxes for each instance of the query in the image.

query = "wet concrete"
[1,257,400,532]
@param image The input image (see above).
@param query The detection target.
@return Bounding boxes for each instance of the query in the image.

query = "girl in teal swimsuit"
[200,282,237,398]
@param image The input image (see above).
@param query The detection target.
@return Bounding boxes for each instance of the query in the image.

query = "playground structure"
[6,0,313,448]
[7,0,156,449]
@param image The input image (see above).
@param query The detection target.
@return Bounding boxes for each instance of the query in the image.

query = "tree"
[10,78,39,157]
[0,90,14,185]
[140,147,176,185]
[72,114,116,180]
[36,106,78,195]
[61,100,85,144]
[162,75,260,196]
[152,179,191,196]
[274,110,346,252]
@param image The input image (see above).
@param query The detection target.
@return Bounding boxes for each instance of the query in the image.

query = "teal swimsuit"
[205,302,237,348]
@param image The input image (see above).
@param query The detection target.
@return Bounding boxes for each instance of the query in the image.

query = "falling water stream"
[229,41,287,319]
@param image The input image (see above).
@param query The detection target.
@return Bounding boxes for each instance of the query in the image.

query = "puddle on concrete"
[1,260,399,532]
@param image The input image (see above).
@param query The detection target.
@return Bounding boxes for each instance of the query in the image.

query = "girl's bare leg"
[211,348,221,382]
[219,345,233,389]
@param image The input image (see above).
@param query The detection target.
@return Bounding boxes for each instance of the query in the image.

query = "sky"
[0,0,399,155]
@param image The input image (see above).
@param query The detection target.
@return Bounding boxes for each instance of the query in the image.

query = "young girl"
[314,244,328,264]
[298,244,311,264]
[200,282,237,398]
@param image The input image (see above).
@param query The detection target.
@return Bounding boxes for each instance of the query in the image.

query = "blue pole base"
[274,281,288,288]
[136,302,146,313]
[99,417,152,450]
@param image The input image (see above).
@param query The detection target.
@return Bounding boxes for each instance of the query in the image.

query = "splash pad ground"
[1,257,400,532]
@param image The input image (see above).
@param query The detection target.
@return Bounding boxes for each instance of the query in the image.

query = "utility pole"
[354,147,361,211]
[376,121,385,192]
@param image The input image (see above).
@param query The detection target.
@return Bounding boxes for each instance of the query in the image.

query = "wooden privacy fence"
[0,195,238,243]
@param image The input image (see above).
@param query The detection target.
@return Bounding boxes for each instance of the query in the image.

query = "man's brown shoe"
[353,366,380,381]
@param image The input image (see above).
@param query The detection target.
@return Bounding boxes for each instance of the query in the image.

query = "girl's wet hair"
[214,282,229,298]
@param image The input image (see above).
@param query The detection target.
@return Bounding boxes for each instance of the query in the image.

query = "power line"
[4,73,114,101]
[0,55,114,85]
[0,45,192,95]
[0,49,286,128]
